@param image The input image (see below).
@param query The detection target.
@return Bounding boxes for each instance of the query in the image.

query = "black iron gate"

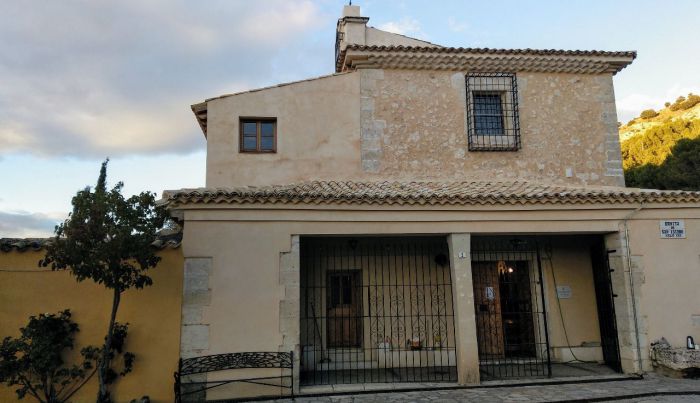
[300,236,457,385]
[471,237,551,380]
[590,240,622,372]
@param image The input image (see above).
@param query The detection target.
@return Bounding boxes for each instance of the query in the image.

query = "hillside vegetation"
[620,94,700,190]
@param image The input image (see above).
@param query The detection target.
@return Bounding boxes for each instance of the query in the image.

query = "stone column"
[447,233,480,384]
[605,230,648,374]
[180,257,213,401]
[181,257,212,359]
[279,235,301,394]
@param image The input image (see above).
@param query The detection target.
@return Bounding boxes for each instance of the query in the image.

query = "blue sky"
[1,0,699,237]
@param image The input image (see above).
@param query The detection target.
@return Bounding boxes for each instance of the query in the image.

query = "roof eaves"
[191,102,208,138]
[344,44,637,58]
[338,45,636,74]
[161,181,700,209]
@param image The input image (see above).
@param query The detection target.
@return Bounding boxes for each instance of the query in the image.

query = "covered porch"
[299,233,624,387]
[166,180,696,399]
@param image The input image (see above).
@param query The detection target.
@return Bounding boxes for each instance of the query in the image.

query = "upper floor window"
[240,118,276,153]
[466,73,520,151]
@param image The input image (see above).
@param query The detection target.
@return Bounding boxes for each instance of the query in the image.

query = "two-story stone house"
[165,5,700,400]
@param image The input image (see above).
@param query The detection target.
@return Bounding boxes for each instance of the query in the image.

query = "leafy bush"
[0,310,97,403]
[639,109,658,119]
[669,96,686,111]
[668,93,700,111]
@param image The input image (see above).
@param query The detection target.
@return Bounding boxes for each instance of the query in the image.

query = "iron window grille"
[466,73,521,151]
[240,118,277,153]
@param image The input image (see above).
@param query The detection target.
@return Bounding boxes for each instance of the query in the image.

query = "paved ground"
[268,374,700,402]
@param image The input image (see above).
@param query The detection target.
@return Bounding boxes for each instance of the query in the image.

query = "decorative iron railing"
[174,351,293,402]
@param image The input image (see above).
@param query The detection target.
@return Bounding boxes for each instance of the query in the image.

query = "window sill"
[468,136,519,152]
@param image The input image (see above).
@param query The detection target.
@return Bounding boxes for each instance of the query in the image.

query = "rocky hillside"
[619,95,700,142]
[619,94,700,190]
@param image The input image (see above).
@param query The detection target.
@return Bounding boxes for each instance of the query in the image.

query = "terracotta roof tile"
[0,231,183,253]
[337,45,636,74]
[344,44,637,58]
[162,181,700,208]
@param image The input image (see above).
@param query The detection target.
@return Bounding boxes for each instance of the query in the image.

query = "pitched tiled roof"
[0,231,183,253]
[344,45,637,58]
[162,181,700,208]
[337,45,636,74]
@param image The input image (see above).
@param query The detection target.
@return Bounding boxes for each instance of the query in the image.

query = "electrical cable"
[542,245,598,364]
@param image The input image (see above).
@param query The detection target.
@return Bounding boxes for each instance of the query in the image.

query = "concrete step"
[324,349,368,362]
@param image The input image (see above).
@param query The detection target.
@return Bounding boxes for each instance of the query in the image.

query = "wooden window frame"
[239,117,277,153]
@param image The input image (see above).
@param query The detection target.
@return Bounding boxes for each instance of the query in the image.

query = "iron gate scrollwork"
[300,236,457,385]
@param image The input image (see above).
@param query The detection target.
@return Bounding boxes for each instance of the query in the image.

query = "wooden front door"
[472,262,505,358]
[327,272,362,347]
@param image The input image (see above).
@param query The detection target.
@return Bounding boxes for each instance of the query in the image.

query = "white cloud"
[447,17,467,33]
[0,211,66,238]
[378,17,427,39]
[616,84,700,122]
[0,0,325,158]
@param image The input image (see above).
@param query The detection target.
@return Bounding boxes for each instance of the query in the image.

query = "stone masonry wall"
[363,69,624,186]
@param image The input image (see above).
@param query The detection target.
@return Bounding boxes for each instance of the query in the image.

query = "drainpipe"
[621,203,644,374]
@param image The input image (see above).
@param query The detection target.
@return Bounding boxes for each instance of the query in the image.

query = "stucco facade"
[170,199,700,396]
[169,4,700,401]
[203,66,623,188]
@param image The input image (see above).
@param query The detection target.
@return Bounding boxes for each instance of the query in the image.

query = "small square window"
[473,94,505,135]
[239,118,276,153]
[466,73,520,151]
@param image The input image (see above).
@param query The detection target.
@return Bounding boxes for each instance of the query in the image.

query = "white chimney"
[336,5,369,50]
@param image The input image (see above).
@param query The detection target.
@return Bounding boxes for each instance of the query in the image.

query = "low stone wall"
[650,339,700,378]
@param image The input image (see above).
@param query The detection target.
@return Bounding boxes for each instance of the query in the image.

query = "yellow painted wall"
[542,236,604,362]
[0,248,183,403]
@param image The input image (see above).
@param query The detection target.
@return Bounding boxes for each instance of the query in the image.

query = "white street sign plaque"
[660,220,686,239]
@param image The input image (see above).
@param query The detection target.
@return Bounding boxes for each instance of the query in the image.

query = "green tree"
[668,93,700,111]
[625,137,700,190]
[639,109,658,119]
[0,310,97,403]
[40,160,168,402]
[621,118,700,169]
